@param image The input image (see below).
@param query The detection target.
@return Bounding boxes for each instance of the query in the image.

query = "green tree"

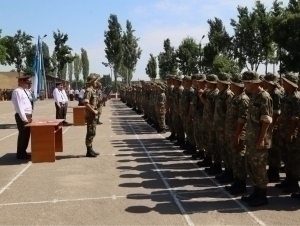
[0,29,6,64]
[51,50,58,76]
[104,14,123,91]
[2,29,33,75]
[231,6,262,71]
[100,74,112,87]
[145,54,157,81]
[273,0,300,73]
[73,53,82,88]
[122,20,142,84]
[157,38,177,80]
[211,55,239,74]
[53,29,74,78]
[68,54,73,82]
[81,48,89,82]
[176,37,199,75]
[61,64,67,80]
[24,44,37,74]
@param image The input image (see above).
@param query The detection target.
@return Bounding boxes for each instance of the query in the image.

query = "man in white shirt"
[69,88,74,101]
[53,82,66,122]
[75,89,79,100]
[12,75,33,160]
[25,80,35,110]
[62,83,69,125]
[78,87,85,106]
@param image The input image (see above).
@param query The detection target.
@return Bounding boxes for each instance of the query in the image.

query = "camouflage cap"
[86,74,100,83]
[217,72,231,84]
[262,72,278,85]
[197,74,206,82]
[230,73,244,88]
[206,74,218,84]
[242,71,261,83]
[282,72,298,88]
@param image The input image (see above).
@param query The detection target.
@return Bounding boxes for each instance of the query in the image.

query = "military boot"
[241,186,259,202]
[91,146,100,155]
[230,179,247,195]
[291,192,300,199]
[219,169,234,184]
[208,163,222,175]
[248,188,268,207]
[191,149,205,160]
[215,168,227,180]
[267,166,280,183]
[283,178,299,194]
[197,156,212,168]
[174,137,185,146]
[224,178,239,192]
[183,145,197,155]
[86,147,97,158]
[275,173,290,189]
[166,133,176,141]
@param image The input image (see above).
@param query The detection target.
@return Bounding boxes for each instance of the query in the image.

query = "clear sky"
[0,0,287,81]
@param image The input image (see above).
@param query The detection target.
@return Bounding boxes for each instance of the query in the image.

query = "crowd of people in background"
[0,89,13,101]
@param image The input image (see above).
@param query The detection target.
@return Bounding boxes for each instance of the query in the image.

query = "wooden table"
[73,106,86,126]
[25,119,64,163]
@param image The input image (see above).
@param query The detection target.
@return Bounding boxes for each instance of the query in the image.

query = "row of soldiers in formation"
[0,89,13,101]
[120,71,300,208]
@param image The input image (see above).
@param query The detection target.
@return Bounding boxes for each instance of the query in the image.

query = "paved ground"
[0,99,300,225]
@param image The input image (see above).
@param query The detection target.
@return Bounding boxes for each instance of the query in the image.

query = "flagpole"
[40,37,48,99]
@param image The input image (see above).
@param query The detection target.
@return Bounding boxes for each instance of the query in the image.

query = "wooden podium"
[25,119,64,163]
[73,106,86,126]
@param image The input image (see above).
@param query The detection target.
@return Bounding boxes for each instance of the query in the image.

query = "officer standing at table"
[12,75,33,160]
[53,82,66,122]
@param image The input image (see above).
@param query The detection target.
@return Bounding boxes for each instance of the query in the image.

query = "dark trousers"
[64,102,68,120]
[15,113,31,156]
[70,94,74,101]
[55,103,66,120]
[78,98,84,106]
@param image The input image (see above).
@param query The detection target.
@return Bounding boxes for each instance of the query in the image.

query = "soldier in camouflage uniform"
[241,71,273,207]
[173,77,185,146]
[95,82,103,125]
[166,75,176,140]
[212,73,234,178]
[262,73,284,182]
[157,84,166,133]
[83,74,106,157]
[191,74,206,160]
[197,74,219,169]
[275,73,300,196]
[224,73,249,195]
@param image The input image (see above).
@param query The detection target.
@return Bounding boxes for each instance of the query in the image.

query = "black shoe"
[158,129,166,134]
[91,147,100,156]
[16,154,30,160]
[224,179,238,192]
[230,179,247,195]
[219,169,234,184]
[166,133,176,140]
[197,156,212,168]
[191,150,205,160]
[241,186,259,202]
[208,163,222,175]
[248,188,268,207]
[275,176,290,188]
[282,179,299,194]
[215,169,227,180]
[86,147,97,158]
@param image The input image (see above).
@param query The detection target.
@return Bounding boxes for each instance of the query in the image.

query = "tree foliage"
[122,20,142,83]
[2,30,32,75]
[51,50,58,76]
[176,37,199,76]
[145,54,157,80]
[68,54,73,82]
[73,53,82,83]
[158,38,177,80]
[81,48,89,82]
[42,42,52,75]
[53,30,74,78]
[100,74,112,87]
[0,29,6,64]
[211,55,239,75]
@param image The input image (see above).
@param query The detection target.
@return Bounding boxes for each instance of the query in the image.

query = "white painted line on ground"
[154,134,266,226]
[189,207,243,214]
[127,120,195,226]
[0,125,72,197]
[0,163,32,195]
[0,132,18,141]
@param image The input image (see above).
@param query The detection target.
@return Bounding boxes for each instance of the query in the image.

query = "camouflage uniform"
[225,74,249,190]
[276,73,300,192]
[199,74,219,168]
[83,75,101,157]
[214,73,234,173]
[96,83,103,124]
[157,85,166,131]
[241,71,272,207]
[166,76,175,136]
[174,79,185,144]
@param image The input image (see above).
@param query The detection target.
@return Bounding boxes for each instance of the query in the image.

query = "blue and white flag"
[32,36,44,99]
